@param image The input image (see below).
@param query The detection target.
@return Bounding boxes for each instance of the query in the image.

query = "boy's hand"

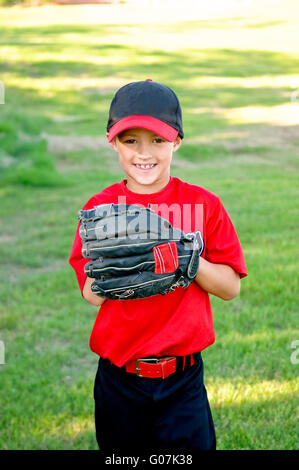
[78,203,204,300]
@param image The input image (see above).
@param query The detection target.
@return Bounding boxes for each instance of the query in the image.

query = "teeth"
[135,164,155,169]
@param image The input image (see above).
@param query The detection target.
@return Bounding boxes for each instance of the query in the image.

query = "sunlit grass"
[219,104,299,125]
[3,73,299,94]
[208,378,298,405]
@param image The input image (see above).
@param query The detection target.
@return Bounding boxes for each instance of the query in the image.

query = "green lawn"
[0,2,298,450]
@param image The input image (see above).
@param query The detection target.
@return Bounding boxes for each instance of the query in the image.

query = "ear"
[107,132,118,152]
[172,136,182,153]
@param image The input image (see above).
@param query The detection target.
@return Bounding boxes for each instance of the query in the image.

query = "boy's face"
[108,127,182,194]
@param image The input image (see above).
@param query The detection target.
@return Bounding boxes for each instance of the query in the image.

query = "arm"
[83,277,106,307]
[195,257,241,301]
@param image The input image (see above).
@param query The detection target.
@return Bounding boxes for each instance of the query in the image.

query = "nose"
[136,141,152,160]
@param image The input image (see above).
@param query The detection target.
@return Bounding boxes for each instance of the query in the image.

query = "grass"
[0,2,298,450]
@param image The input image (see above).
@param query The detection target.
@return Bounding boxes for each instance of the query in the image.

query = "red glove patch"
[153,242,179,274]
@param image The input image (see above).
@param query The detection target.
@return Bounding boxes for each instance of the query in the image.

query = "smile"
[134,163,157,170]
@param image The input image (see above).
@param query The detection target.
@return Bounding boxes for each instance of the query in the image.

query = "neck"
[125,176,171,194]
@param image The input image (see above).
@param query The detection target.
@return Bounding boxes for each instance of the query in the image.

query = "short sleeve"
[205,197,247,278]
[69,197,97,296]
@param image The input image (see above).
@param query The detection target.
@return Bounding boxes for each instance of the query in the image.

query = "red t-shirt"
[69,176,247,367]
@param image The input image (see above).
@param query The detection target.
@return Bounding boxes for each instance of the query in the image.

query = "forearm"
[83,277,106,307]
[195,257,240,300]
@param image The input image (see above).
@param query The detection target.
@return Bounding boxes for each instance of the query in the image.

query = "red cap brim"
[107,115,179,142]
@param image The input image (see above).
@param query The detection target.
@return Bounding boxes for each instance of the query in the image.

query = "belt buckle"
[136,356,176,378]
[136,357,158,377]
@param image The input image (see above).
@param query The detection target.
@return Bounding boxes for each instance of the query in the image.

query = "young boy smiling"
[69,79,247,453]
[110,127,182,195]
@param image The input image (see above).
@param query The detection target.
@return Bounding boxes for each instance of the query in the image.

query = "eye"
[123,138,136,144]
[153,137,165,143]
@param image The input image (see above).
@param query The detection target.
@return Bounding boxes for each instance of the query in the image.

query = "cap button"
[146,78,153,81]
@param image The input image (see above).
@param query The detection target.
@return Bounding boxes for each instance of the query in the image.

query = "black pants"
[94,353,216,453]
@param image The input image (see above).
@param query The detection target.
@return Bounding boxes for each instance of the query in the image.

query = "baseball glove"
[78,203,204,300]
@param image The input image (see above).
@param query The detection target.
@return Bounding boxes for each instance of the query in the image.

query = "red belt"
[125,354,195,379]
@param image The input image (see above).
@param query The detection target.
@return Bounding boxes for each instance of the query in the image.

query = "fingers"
[90,272,178,300]
[85,253,155,277]
[82,238,175,259]
[79,204,183,242]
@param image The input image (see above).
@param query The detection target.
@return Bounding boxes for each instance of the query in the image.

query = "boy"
[69,79,247,453]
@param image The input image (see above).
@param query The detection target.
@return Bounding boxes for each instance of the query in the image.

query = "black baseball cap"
[107,79,184,142]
